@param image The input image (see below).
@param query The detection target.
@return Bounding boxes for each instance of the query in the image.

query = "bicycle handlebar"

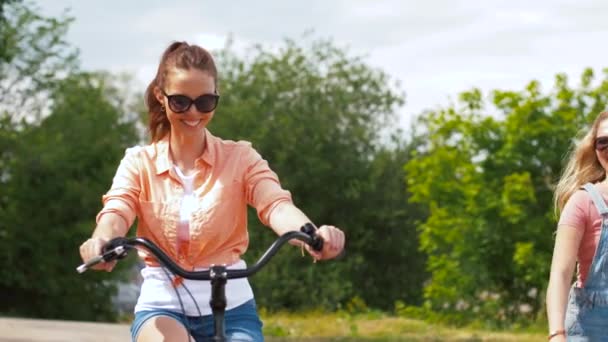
[77,223,324,279]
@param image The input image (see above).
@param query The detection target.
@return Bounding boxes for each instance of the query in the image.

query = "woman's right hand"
[79,237,116,272]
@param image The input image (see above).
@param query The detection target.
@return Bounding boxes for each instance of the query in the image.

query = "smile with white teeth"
[183,120,201,127]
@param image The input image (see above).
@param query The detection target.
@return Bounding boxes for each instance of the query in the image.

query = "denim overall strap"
[582,182,608,290]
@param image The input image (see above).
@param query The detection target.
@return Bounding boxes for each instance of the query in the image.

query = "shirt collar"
[198,129,216,167]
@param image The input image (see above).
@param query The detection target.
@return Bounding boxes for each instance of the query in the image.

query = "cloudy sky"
[36,0,608,130]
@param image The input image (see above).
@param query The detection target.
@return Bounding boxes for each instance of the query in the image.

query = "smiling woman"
[78,41,346,342]
[547,111,608,341]
[145,42,220,143]
[155,68,217,141]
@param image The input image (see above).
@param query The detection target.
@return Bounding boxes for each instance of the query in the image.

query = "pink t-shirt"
[558,185,608,287]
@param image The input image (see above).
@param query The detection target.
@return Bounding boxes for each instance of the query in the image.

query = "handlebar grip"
[76,255,104,273]
[300,223,324,252]
[309,235,324,252]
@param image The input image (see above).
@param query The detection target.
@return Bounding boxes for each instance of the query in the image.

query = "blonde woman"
[547,111,608,341]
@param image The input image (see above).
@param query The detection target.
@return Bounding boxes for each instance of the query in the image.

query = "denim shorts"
[565,287,608,341]
[130,299,263,341]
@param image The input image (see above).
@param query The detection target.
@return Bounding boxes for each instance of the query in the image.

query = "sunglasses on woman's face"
[161,89,220,113]
[595,136,608,151]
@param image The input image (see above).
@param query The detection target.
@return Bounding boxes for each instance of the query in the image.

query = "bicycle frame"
[77,223,323,341]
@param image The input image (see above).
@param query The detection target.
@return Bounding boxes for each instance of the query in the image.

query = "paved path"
[0,318,131,342]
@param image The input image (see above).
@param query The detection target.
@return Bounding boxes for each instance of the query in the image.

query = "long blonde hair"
[554,111,608,213]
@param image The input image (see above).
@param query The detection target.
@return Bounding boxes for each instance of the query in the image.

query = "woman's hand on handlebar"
[308,225,345,261]
[79,237,116,272]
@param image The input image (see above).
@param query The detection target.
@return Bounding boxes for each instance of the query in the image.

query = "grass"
[117,307,546,341]
[260,310,545,341]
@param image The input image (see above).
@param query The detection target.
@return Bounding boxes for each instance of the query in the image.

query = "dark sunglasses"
[595,136,608,151]
[161,89,220,113]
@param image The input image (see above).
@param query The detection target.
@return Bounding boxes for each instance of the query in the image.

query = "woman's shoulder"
[573,187,591,198]
[121,143,158,162]
[123,144,152,157]
[562,188,592,212]
[125,145,145,155]
[210,132,256,155]
[212,134,252,148]
[566,183,608,211]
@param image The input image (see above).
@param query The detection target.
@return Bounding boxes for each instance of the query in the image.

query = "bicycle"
[77,223,325,342]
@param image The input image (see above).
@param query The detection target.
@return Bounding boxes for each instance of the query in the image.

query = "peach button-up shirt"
[96,129,292,269]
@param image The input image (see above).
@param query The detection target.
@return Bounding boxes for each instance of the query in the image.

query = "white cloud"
[34,0,608,131]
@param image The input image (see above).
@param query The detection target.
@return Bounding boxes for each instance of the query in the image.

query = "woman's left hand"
[307,225,345,261]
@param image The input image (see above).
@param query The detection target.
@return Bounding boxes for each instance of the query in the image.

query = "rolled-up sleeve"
[242,145,292,226]
[95,146,142,228]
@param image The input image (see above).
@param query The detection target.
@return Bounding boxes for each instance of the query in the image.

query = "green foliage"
[345,296,370,315]
[0,72,139,320]
[211,37,426,311]
[0,0,78,121]
[0,0,21,61]
[1,7,429,318]
[406,68,608,325]
[0,1,140,320]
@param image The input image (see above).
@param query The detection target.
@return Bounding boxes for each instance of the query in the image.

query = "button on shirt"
[96,129,293,270]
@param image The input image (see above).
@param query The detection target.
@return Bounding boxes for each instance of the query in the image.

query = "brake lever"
[102,237,130,259]
[76,245,128,273]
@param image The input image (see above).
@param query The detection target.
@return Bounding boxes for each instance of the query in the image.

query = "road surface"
[0,317,130,342]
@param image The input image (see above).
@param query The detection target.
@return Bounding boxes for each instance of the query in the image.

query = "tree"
[210,37,426,310]
[0,0,78,123]
[405,68,608,325]
[0,72,139,320]
[0,0,20,26]
[0,1,140,320]
[0,0,21,62]
[1,0,78,212]
[354,133,428,309]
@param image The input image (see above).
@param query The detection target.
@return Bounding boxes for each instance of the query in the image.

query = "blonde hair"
[554,111,608,213]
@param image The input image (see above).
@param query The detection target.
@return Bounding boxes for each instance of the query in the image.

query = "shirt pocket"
[190,181,245,240]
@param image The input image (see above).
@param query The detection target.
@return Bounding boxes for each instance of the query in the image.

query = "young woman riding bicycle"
[78,41,346,342]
